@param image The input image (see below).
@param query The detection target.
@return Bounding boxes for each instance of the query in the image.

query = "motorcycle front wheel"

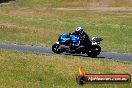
[52,43,63,54]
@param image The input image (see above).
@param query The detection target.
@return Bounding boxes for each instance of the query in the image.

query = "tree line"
[0,0,15,3]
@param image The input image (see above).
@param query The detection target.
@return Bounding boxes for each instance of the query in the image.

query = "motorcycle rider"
[71,27,91,49]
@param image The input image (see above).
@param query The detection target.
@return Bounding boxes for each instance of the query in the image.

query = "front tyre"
[86,45,101,57]
[52,43,62,54]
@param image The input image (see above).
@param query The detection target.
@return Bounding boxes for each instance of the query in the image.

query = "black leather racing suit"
[71,31,91,49]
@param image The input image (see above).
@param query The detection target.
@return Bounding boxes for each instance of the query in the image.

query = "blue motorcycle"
[52,32,103,57]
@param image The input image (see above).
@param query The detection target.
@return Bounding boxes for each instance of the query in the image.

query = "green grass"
[0,1,132,88]
[0,7,131,53]
[0,50,132,88]
[1,0,132,8]
[0,1,131,53]
[14,0,132,8]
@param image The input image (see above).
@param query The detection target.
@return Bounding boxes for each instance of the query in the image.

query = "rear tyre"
[86,45,101,57]
[52,43,62,54]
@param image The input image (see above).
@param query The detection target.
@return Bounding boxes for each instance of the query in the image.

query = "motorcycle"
[52,32,103,57]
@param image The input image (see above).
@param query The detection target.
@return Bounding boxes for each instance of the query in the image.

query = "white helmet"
[75,27,83,35]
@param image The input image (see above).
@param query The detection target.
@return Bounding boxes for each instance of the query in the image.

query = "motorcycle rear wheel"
[86,45,101,57]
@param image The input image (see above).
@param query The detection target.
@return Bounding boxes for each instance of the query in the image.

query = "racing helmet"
[75,27,83,35]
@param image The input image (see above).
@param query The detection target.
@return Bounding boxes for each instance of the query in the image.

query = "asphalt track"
[0,43,132,62]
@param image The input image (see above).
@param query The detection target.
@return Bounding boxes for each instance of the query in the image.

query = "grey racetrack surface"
[0,43,132,62]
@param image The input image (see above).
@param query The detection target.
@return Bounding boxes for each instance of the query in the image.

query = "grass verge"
[0,50,132,88]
